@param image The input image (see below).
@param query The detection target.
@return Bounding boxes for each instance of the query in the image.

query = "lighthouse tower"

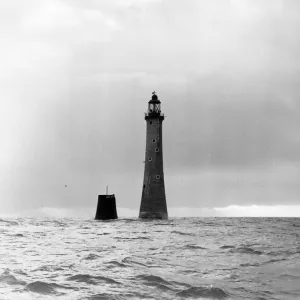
[139,92,168,220]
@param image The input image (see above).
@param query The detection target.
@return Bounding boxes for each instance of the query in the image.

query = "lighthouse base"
[95,195,118,220]
[139,211,168,220]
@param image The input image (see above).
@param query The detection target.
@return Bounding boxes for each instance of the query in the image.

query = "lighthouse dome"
[149,92,161,104]
[152,94,158,101]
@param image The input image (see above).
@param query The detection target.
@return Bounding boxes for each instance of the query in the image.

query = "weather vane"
[152,91,156,95]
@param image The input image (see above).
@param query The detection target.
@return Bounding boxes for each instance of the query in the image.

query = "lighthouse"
[139,92,168,220]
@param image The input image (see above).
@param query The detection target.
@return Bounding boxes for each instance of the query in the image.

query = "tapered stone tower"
[139,92,168,220]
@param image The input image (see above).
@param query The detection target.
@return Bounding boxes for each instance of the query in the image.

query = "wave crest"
[176,286,229,299]
[0,274,26,286]
[186,244,207,250]
[25,281,70,295]
[67,274,119,285]
[230,246,263,255]
[136,274,174,291]
[171,230,195,236]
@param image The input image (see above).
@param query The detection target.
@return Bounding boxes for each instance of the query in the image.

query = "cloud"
[20,0,120,33]
[165,88,300,170]
[1,0,300,215]
[20,1,82,32]
[166,163,300,208]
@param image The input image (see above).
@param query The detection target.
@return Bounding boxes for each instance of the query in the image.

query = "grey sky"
[1,0,300,216]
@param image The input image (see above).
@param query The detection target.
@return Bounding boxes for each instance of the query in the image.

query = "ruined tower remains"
[95,187,118,220]
[139,92,168,220]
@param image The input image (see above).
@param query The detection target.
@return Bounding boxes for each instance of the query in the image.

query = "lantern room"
[148,91,161,114]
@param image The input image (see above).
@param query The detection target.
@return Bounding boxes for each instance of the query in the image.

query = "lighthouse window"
[155,148,159,152]
[149,157,152,161]
[149,121,152,124]
[152,139,156,143]
[143,184,146,188]
[156,175,160,179]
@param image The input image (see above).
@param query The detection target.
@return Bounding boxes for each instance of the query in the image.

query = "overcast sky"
[1,0,300,217]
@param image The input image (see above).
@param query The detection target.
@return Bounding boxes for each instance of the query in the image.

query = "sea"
[0,217,299,300]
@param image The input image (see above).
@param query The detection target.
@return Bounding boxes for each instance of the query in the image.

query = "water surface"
[0,217,299,299]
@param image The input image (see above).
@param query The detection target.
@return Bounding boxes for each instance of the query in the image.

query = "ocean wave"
[230,246,263,255]
[33,265,65,272]
[84,253,100,260]
[279,273,300,279]
[136,274,174,291]
[9,233,24,237]
[25,281,72,295]
[0,274,26,286]
[151,223,175,226]
[53,220,67,227]
[32,265,52,272]
[181,269,199,275]
[220,245,235,249]
[80,226,91,229]
[261,258,287,265]
[66,274,120,285]
[0,219,19,226]
[265,250,283,256]
[121,257,147,267]
[114,236,151,240]
[171,230,195,236]
[186,244,207,250]
[137,274,171,285]
[204,222,219,227]
[267,248,300,257]
[149,247,158,250]
[88,292,151,300]
[87,293,118,300]
[15,269,27,276]
[123,219,138,223]
[240,262,260,267]
[291,223,300,228]
[176,285,229,299]
[104,260,127,268]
